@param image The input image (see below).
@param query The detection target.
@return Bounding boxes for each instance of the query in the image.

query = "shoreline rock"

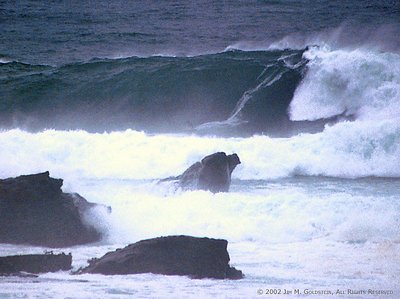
[0,252,72,276]
[77,235,243,279]
[0,171,107,247]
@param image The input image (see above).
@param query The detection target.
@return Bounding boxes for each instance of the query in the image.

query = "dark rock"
[77,235,243,279]
[0,171,106,247]
[179,152,241,192]
[0,252,72,276]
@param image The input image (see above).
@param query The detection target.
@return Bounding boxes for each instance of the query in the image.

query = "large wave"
[2,43,400,178]
[0,50,332,136]
[0,49,309,136]
[2,38,399,138]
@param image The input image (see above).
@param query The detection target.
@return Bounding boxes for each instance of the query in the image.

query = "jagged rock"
[0,253,72,276]
[179,152,241,192]
[77,235,243,279]
[0,171,107,247]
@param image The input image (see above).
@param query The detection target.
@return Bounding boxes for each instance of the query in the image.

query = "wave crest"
[289,46,400,123]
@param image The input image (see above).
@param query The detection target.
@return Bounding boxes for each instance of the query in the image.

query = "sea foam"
[290,46,400,122]
[0,119,400,184]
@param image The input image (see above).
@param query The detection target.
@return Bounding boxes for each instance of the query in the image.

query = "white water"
[1,121,400,182]
[289,46,400,122]
[1,128,399,298]
[0,176,399,298]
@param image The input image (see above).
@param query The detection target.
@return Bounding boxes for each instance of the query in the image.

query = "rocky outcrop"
[178,152,241,192]
[0,172,106,247]
[77,235,243,279]
[0,253,72,276]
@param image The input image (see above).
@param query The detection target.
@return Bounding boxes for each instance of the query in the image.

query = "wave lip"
[0,57,12,64]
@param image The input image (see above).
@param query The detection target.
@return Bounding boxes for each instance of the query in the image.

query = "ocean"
[0,1,399,298]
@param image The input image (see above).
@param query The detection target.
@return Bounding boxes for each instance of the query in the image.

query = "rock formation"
[0,171,106,247]
[0,253,72,276]
[77,235,243,279]
[178,152,241,192]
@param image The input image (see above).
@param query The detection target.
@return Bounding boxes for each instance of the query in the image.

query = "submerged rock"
[0,253,72,276]
[0,171,107,247]
[178,152,241,192]
[77,235,243,279]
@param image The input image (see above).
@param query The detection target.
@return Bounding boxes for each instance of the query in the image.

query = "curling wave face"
[0,49,307,136]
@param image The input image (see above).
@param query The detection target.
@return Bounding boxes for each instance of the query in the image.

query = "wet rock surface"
[178,152,241,192]
[0,172,105,247]
[78,235,243,279]
[0,253,72,275]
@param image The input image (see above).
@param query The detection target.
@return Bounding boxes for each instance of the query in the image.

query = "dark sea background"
[2,1,400,65]
[1,1,400,298]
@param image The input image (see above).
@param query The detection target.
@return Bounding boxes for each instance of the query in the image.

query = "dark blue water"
[1,0,399,135]
[1,1,399,65]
